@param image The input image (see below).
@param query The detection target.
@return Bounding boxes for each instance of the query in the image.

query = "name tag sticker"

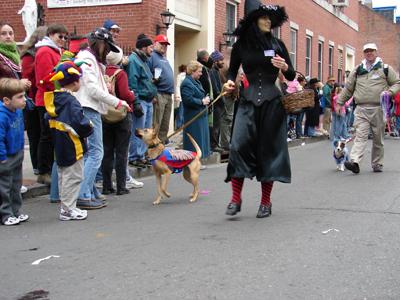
[372,74,379,79]
[264,50,275,57]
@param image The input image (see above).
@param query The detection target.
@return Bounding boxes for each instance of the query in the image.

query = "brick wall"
[358,3,400,73]
[275,0,359,82]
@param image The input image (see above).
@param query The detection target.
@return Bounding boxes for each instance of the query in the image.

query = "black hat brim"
[233,5,288,37]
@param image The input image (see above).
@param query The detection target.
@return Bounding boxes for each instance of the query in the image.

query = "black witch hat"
[233,0,288,37]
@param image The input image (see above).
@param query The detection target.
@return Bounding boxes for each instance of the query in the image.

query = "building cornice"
[312,0,359,31]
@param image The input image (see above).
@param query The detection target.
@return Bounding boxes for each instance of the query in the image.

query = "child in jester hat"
[42,61,94,220]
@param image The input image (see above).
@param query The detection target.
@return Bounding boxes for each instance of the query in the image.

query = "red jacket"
[394,92,400,116]
[21,52,37,100]
[105,65,135,111]
[35,46,61,107]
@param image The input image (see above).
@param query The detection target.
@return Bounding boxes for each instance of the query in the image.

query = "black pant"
[101,113,132,191]
[23,108,41,170]
[37,106,54,175]
[209,104,223,149]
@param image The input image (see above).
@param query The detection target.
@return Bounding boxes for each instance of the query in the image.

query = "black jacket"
[209,65,225,105]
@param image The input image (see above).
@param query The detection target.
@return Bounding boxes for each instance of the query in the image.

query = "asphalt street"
[1,137,400,300]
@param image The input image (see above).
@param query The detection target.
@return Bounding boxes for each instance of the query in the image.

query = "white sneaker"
[17,214,29,222]
[60,208,88,221]
[126,176,143,189]
[3,216,20,226]
[200,165,206,170]
[21,186,28,193]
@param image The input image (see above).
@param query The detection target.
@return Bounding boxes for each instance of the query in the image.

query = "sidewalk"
[21,131,328,199]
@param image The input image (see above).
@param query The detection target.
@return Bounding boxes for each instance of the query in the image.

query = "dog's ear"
[153,124,159,136]
[334,141,339,148]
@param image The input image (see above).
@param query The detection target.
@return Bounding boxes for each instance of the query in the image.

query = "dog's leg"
[154,173,163,205]
[183,166,200,203]
[339,164,345,172]
[161,171,172,198]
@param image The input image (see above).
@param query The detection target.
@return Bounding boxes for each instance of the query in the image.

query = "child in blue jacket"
[43,61,94,220]
[0,78,28,226]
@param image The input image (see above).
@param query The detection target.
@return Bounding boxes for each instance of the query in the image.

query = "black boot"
[256,204,272,218]
[226,200,242,215]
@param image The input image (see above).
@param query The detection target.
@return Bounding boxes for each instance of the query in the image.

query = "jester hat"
[41,61,88,87]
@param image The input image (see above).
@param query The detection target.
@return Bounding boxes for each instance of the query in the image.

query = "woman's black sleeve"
[226,43,241,83]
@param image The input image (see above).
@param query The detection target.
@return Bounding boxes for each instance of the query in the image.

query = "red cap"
[154,35,170,45]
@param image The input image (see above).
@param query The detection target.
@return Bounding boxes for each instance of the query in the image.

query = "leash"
[150,84,229,148]
[345,136,356,144]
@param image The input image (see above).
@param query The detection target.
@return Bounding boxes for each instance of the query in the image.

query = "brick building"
[358,3,400,73]
[3,0,362,84]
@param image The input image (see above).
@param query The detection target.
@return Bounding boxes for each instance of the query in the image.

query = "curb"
[22,135,328,200]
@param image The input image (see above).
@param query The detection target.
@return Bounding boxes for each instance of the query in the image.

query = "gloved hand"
[132,102,144,118]
[154,77,162,86]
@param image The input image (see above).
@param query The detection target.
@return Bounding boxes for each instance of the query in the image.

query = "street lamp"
[219,30,233,52]
[345,70,350,77]
[156,9,176,35]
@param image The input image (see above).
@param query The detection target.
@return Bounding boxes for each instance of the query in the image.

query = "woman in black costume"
[225,1,296,218]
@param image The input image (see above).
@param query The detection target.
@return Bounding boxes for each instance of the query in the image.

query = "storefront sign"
[47,0,141,8]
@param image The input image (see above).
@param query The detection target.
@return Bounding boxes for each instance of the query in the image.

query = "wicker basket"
[281,90,315,114]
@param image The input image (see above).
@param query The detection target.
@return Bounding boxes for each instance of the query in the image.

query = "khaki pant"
[323,108,332,132]
[153,93,172,142]
[58,158,84,211]
[350,106,385,168]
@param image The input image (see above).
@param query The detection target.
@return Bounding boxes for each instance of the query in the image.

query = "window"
[328,46,333,76]
[338,49,343,83]
[226,2,237,44]
[290,29,296,69]
[273,27,280,39]
[318,42,323,80]
[306,36,311,77]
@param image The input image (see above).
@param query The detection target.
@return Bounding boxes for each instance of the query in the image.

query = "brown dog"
[135,125,202,205]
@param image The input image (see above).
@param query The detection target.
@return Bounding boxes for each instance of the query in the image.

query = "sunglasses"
[58,35,68,40]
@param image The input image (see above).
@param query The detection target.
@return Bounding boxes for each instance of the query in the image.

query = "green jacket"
[322,82,333,108]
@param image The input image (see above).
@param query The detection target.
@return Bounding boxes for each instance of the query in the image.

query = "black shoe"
[257,204,272,218]
[344,161,360,173]
[211,147,224,153]
[117,188,130,195]
[102,188,116,195]
[226,200,242,215]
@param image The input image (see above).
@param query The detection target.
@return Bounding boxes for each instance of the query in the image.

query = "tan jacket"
[338,62,400,107]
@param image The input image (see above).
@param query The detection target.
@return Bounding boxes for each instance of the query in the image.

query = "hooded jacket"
[34,36,62,107]
[45,90,94,167]
[338,57,400,107]
[0,103,24,161]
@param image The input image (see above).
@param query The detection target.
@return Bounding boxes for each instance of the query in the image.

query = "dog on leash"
[135,125,202,205]
[332,139,349,171]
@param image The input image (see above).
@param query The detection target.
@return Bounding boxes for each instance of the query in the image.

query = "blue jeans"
[338,113,350,139]
[49,161,59,201]
[304,126,315,136]
[78,108,103,200]
[296,113,304,138]
[330,111,338,140]
[129,100,153,162]
[176,104,184,129]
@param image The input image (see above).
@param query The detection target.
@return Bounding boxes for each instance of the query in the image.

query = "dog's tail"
[186,133,202,159]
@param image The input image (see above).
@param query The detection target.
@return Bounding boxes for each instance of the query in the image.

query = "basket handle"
[295,70,305,78]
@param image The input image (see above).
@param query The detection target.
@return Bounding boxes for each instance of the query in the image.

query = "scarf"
[0,41,21,70]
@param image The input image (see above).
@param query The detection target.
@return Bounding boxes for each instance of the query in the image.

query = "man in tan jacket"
[337,43,400,173]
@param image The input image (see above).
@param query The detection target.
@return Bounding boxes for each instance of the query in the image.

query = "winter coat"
[105,65,136,110]
[393,92,400,116]
[323,82,333,108]
[45,90,93,167]
[209,65,225,105]
[0,55,20,80]
[74,49,120,114]
[181,74,210,158]
[0,103,24,161]
[21,51,37,100]
[305,86,321,127]
[125,50,157,102]
[34,37,62,107]
[338,58,400,107]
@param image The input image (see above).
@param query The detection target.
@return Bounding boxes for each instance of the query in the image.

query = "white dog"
[332,139,349,172]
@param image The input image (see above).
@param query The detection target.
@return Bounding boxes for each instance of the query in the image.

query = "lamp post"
[156,9,176,35]
[344,70,350,83]
[219,30,233,52]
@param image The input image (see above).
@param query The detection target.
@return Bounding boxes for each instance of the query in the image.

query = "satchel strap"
[132,52,154,82]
